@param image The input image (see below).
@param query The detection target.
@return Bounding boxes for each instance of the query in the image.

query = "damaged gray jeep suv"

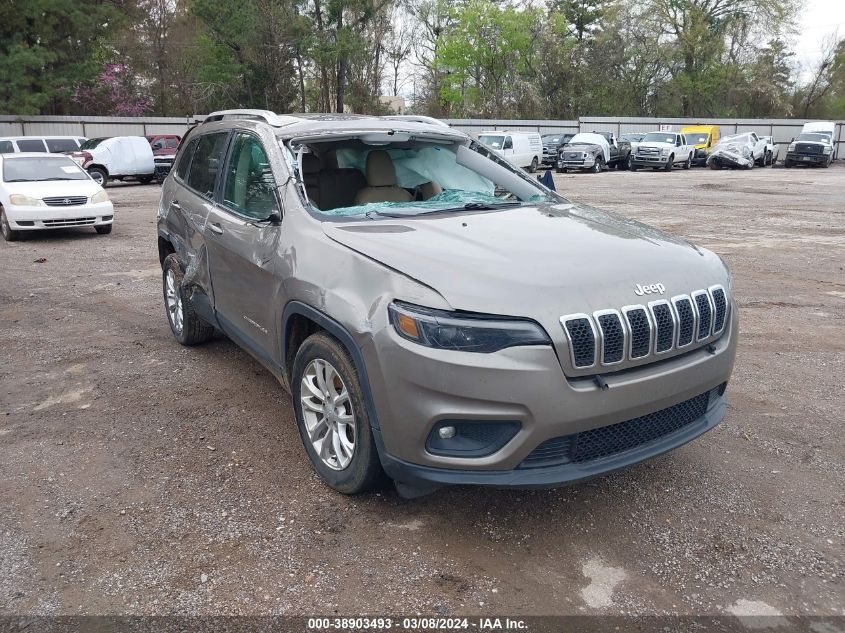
[157,110,737,496]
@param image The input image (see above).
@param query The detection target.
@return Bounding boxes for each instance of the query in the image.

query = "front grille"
[563,317,595,368]
[694,292,712,340]
[638,147,659,155]
[625,308,651,359]
[673,297,695,346]
[566,152,582,160]
[796,143,821,154]
[42,217,96,226]
[596,312,624,364]
[561,286,728,372]
[43,196,88,207]
[711,287,727,333]
[651,302,674,353]
[519,388,715,468]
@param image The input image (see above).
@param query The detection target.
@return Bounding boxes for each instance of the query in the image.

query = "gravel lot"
[1,163,843,618]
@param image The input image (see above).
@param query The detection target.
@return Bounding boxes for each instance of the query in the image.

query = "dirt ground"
[0,163,843,618]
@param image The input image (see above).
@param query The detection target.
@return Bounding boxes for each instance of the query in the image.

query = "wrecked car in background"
[156,109,737,498]
[67,136,156,186]
[556,132,631,173]
[706,133,768,170]
[681,125,720,166]
[541,133,574,167]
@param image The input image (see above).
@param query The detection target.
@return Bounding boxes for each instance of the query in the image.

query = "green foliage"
[0,0,124,114]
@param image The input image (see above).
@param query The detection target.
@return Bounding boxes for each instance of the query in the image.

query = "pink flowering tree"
[73,63,150,116]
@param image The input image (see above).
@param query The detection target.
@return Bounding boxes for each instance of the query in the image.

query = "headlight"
[388,301,551,353]
[91,190,109,204]
[8,194,41,206]
[823,146,832,154]
[788,143,796,152]
[661,148,670,156]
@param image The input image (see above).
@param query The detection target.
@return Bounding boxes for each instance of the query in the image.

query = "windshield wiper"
[366,201,522,219]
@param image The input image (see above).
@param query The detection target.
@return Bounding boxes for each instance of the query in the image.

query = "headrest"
[365,150,396,187]
[302,153,321,174]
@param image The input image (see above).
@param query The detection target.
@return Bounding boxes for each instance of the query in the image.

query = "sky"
[794,0,845,78]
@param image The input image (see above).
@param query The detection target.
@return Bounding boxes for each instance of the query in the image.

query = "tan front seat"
[354,150,413,205]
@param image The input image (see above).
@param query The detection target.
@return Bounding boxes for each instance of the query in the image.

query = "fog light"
[438,426,456,439]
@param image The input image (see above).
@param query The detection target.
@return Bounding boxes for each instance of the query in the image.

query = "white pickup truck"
[630,131,694,171]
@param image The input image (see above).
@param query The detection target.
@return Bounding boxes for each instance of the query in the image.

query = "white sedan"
[0,153,113,241]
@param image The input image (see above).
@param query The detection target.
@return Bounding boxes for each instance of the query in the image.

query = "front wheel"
[683,154,692,169]
[528,157,538,173]
[591,157,604,173]
[292,332,385,494]
[87,166,107,186]
[1,209,20,242]
[664,155,674,171]
[162,254,214,346]
[95,224,112,235]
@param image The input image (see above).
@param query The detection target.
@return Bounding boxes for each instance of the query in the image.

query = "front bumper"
[693,149,708,165]
[786,152,828,165]
[557,157,595,170]
[631,154,669,166]
[364,304,738,488]
[5,202,114,230]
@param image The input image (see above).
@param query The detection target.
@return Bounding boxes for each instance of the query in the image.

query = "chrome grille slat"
[561,286,729,372]
[43,196,88,207]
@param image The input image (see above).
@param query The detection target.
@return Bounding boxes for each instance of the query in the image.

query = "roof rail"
[203,109,300,127]
[381,115,450,128]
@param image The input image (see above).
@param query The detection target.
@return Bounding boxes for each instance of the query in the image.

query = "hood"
[323,202,729,325]
[4,179,101,198]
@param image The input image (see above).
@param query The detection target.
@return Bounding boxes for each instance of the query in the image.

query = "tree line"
[2,0,844,120]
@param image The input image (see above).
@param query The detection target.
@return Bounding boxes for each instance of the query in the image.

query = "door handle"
[209,222,224,235]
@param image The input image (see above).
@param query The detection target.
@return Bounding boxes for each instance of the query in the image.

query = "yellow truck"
[681,125,721,166]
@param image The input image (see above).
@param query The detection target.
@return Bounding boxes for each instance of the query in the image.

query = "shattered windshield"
[287,137,559,219]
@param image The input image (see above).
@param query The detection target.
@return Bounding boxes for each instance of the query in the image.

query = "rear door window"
[222,133,278,219]
[186,132,230,198]
[17,139,47,152]
[166,138,179,148]
[45,138,79,152]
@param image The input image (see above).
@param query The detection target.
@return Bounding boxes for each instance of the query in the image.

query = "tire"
[528,157,538,173]
[623,154,633,171]
[162,253,214,346]
[823,155,832,168]
[664,155,674,171]
[95,224,112,235]
[708,160,720,170]
[683,154,692,170]
[292,332,385,494]
[765,151,772,166]
[784,159,792,168]
[1,208,20,242]
[87,166,107,186]
[591,157,604,173]
[630,163,638,171]
[138,175,154,184]
[556,166,566,174]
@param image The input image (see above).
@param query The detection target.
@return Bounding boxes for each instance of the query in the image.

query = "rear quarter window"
[175,138,198,181]
[0,141,13,154]
[17,139,47,152]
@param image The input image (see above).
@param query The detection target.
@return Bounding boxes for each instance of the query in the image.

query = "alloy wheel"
[164,269,183,333]
[300,358,356,471]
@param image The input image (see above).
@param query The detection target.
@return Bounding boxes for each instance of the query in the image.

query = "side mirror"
[266,210,282,224]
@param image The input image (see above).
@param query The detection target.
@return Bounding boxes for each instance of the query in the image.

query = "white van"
[68,136,156,186]
[478,130,543,172]
[0,136,86,154]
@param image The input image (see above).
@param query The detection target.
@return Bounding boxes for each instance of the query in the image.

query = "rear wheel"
[528,157,538,173]
[292,332,385,494]
[162,254,214,346]
[1,209,20,242]
[87,166,107,186]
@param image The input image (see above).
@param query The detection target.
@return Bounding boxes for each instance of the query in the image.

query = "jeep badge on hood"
[634,283,666,296]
